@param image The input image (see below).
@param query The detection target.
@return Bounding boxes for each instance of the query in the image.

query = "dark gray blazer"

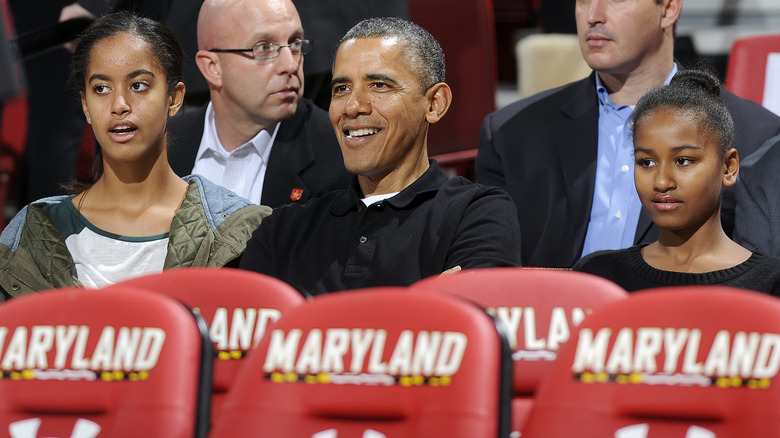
[477,72,780,268]
[734,133,780,257]
[167,98,351,208]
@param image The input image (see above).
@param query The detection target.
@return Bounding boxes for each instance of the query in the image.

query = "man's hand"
[59,3,97,51]
[439,265,462,277]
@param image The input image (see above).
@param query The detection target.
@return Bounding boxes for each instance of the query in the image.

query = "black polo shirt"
[240,161,522,295]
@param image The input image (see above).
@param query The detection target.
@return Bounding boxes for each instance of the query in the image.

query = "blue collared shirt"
[581,64,678,257]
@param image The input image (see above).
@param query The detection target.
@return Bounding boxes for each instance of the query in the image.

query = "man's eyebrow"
[290,28,305,40]
[365,73,397,85]
[331,76,348,88]
[248,29,305,44]
[330,73,399,88]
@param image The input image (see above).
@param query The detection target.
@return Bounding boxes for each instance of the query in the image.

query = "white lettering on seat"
[312,429,386,438]
[571,327,780,380]
[615,424,715,438]
[264,328,467,377]
[0,325,166,372]
[9,418,101,438]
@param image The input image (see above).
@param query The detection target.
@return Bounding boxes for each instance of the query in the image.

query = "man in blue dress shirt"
[476,0,780,268]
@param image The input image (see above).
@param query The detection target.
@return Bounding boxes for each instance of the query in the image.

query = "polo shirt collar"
[330,160,447,215]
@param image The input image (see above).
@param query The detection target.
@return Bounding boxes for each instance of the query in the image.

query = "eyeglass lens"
[254,40,312,60]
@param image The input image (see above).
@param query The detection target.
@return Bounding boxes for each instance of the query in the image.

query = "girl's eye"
[131,82,149,92]
[637,158,654,168]
[676,158,694,166]
[94,84,110,94]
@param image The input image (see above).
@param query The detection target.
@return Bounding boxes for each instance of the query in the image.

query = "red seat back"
[0,285,211,438]
[725,34,780,107]
[523,286,780,437]
[109,267,306,425]
[210,287,512,438]
[412,268,627,435]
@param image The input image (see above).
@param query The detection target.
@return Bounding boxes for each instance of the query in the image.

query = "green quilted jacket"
[0,176,271,300]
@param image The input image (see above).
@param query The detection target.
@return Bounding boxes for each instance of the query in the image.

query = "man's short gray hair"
[337,17,445,93]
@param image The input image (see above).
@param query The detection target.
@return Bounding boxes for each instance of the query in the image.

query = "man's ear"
[424,82,452,125]
[661,0,682,31]
[80,91,91,124]
[723,147,739,187]
[195,50,222,88]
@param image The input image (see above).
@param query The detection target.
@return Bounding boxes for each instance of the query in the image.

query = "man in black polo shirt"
[239,17,522,295]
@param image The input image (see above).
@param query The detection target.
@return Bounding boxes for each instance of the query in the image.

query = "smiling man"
[166,0,350,207]
[239,17,522,295]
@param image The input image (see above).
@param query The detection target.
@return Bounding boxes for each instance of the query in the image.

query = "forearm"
[446,189,522,269]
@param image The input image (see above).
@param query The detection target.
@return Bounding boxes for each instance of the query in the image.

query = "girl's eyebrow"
[88,69,155,83]
[88,73,110,83]
[671,144,701,152]
[634,144,701,154]
[126,69,155,79]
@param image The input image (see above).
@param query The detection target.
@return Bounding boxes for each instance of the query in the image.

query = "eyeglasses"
[209,39,313,63]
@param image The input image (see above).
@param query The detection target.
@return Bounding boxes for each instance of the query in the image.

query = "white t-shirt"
[45,200,169,288]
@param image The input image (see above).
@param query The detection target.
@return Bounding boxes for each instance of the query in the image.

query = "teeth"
[111,126,134,133]
[347,128,378,138]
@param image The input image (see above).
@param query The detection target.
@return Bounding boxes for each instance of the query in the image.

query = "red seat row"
[0,267,780,437]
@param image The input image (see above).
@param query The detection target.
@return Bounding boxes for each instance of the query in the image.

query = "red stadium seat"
[109,267,306,426]
[0,285,211,438]
[724,34,780,110]
[210,287,512,438]
[523,286,780,437]
[411,267,627,436]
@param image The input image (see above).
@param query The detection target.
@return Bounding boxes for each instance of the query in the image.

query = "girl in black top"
[574,69,780,295]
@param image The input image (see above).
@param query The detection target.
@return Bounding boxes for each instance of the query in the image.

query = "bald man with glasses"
[167,0,350,207]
